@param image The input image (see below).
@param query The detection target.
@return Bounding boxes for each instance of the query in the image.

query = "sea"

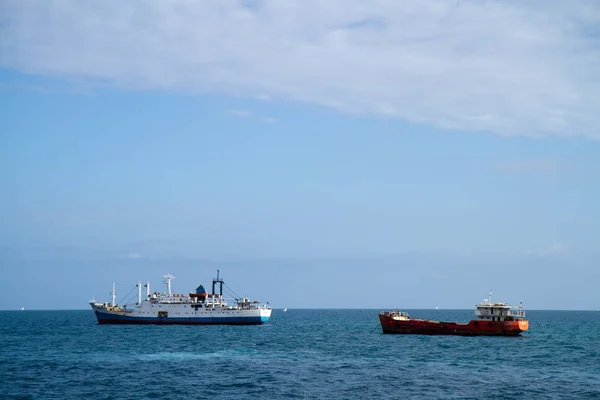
[1,309,599,399]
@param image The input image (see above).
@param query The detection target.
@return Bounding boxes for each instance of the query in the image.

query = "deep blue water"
[1,309,599,399]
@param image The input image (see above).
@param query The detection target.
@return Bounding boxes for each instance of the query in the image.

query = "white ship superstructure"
[89,271,271,325]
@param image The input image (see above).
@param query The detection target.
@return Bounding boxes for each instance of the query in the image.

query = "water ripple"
[1,310,599,399]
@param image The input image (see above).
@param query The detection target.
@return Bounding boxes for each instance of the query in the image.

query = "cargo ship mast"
[212,269,224,298]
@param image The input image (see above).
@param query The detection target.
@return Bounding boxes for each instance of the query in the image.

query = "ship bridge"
[475,292,526,322]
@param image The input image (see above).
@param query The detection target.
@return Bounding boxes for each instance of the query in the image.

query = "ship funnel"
[196,285,207,295]
[195,285,207,303]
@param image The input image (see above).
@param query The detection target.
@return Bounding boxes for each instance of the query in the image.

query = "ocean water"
[1,309,599,399]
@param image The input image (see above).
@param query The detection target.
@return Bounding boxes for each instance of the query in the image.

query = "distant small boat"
[435,306,439,310]
[283,308,288,312]
[21,307,25,311]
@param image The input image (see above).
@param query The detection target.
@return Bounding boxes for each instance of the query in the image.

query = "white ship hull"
[91,303,271,325]
[90,271,271,325]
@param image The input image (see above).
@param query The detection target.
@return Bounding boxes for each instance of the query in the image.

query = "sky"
[1,0,599,310]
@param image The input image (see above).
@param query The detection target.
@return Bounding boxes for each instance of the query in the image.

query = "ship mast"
[112,282,116,306]
[163,274,175,295]
[212,269,224,299]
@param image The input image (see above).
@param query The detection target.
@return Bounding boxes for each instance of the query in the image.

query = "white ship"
[89,270,271,325]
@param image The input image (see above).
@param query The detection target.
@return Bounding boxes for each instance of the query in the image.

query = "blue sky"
[1,0,599,310]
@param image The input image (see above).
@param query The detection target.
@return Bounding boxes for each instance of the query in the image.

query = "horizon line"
[2,308,599,312]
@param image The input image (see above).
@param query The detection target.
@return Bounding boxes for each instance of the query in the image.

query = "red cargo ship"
[379,295,528,336]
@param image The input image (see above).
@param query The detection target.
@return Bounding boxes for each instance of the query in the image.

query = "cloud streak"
[1,0,600,138]
[228,109,253,117]
[521,243,571,258]
[493,159,557,173]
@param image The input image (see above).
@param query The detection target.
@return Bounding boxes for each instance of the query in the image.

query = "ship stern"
[260,308,272,323]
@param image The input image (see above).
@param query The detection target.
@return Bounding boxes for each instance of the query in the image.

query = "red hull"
[379,314,528,336]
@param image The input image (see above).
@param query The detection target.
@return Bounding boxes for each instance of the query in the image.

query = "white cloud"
[493,159,557,173]
[519,242,571,258]
[228,109,253,117]
[1,0,600,138]
[227,109,279,122]
[123,252,144,260]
